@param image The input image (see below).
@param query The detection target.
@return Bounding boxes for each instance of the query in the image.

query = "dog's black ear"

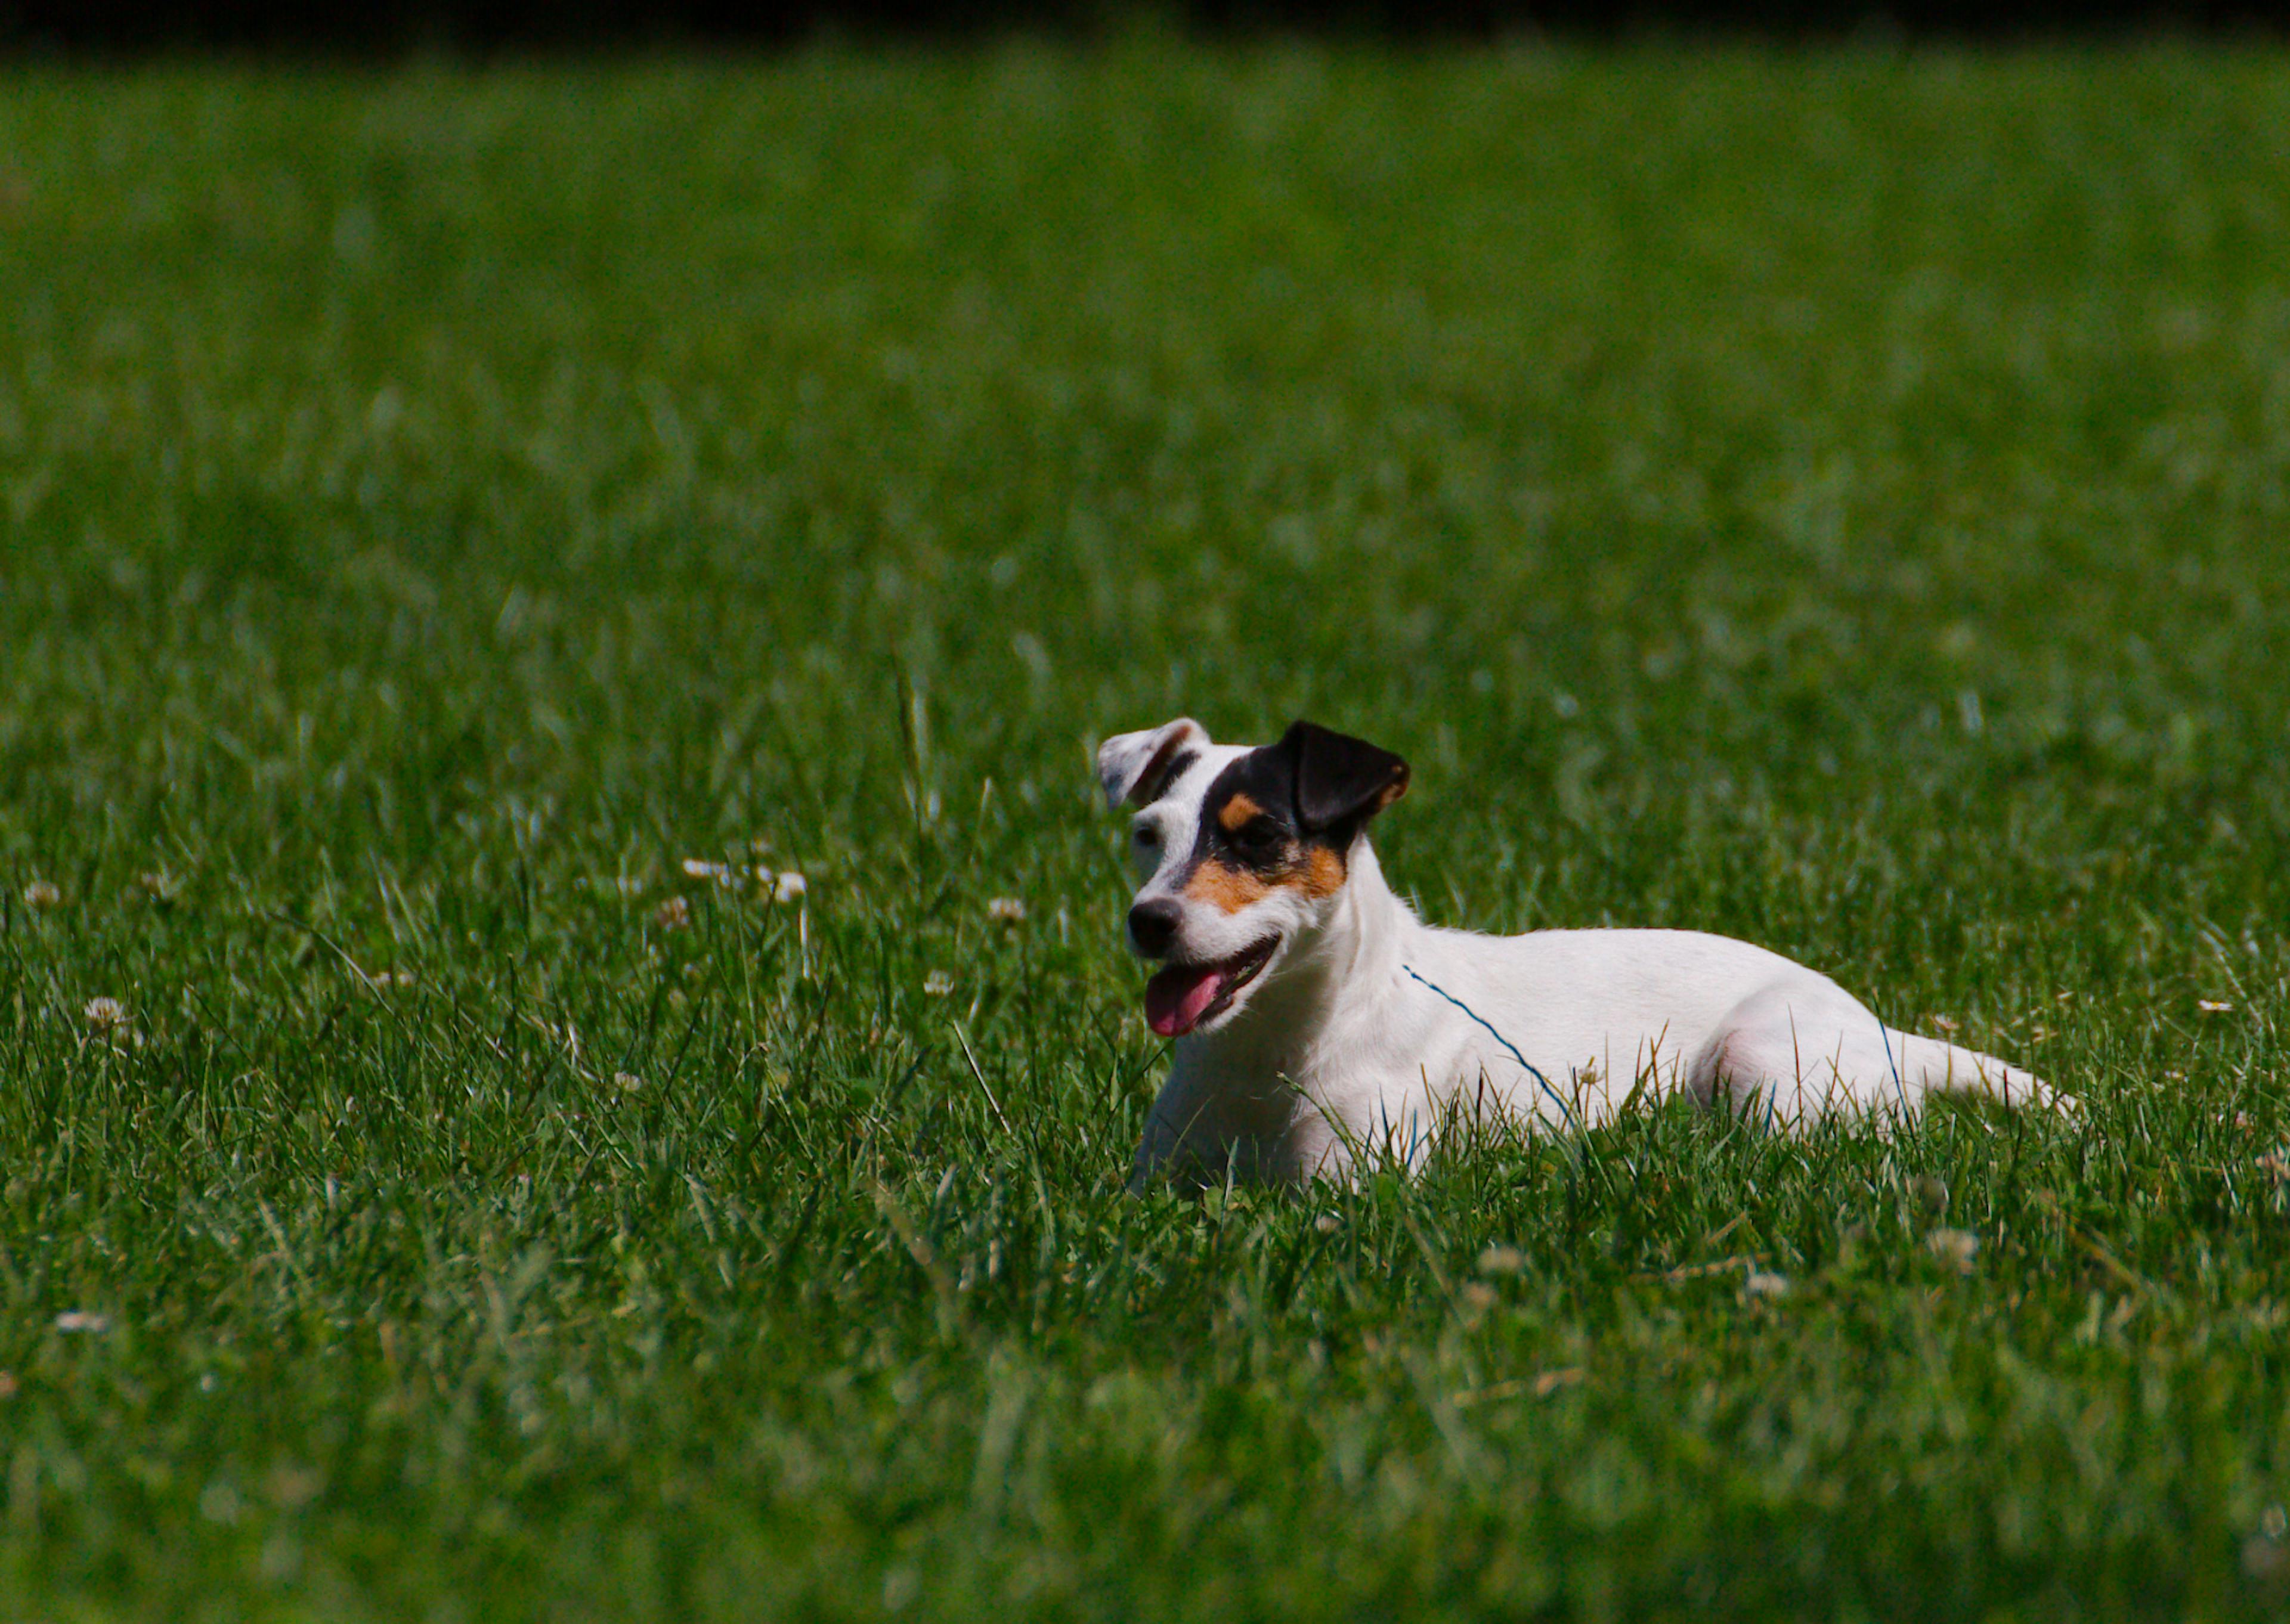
[1282,721,1410,833]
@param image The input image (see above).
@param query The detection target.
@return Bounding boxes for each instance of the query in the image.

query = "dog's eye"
[1233,816,1283,854]
[1132,825,1159,848]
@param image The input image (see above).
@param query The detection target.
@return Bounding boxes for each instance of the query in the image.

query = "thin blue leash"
[1877,1015,1913,1118]
[1406,962,1911,1135]
[1400,964,1583,1137]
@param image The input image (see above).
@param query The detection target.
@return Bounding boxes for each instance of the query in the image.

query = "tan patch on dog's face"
[1182,856,1272,913]
[1216,794,1264,835]
[1298,844,1347,898]
[1181,841,1348,913]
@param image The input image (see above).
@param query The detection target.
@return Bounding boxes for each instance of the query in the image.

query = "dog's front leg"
[1128,1075,1217,1192]
[1128,1103,1182,1193]
[1129,1072,1300,1191]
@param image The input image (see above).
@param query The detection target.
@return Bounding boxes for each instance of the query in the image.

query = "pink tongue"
[1145,963,1230,1037]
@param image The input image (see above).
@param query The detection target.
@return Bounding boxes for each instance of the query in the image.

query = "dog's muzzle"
[1141,934,1279,1038]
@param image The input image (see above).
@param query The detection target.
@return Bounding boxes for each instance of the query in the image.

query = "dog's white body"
[1101,719,2066,1186]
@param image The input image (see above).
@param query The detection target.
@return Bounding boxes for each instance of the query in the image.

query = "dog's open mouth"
[1143,935,1279,1038]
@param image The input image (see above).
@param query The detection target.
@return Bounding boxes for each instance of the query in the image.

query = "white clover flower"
[986,897,1027,923]
[773,872,807,904]
[923,971,952,997]
[23,880,60,910]
[681,859,741,888]
[1743,1271,1790,1298]
[613,1072,644,1093]
[54,1310,109,1334]
[83,997,128,1031]
[1926,1229,1980,1272]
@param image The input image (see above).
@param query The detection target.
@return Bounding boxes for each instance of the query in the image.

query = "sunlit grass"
[1,41,2288,1619]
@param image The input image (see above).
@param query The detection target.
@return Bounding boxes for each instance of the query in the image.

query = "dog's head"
[1097,717,1409,1038]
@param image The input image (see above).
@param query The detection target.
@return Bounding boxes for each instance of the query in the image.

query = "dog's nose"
[1128,898,1182,957]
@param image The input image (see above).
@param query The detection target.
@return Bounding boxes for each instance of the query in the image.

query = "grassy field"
[2,40,2289,1620]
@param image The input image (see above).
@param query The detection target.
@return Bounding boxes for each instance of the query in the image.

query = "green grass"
[2,39,2289,1620]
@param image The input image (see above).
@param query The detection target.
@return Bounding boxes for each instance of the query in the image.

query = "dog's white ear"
[1096,718,1209,810]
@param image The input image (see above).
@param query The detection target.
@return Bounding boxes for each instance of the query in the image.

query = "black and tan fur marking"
[1216,794,1265,835]
[1177,723,1409,914]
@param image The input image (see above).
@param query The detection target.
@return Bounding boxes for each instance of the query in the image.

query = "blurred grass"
[1,40,2289,1619]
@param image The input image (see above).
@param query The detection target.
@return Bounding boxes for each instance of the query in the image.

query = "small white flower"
[612,1071,644,1093]
[986,897,1027,923]
[1926,1228,1980,1272]
[2199,999,2235,1015]
[681,858,741,888]
[83,997,128,1031]
[773,872,807,904]
[923,971,952,997]
[23,880,60,910]
[54,1310,109,1334]
[1743,1270,1790,1298]
[1476,1245,1527,1277]
[1313,1213,1341,1235]
[652,895,691,931]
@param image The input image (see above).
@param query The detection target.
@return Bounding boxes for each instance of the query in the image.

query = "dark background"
[4,0,2285,52]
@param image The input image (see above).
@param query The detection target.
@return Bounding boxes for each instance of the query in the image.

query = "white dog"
[1098,716,2069,1186]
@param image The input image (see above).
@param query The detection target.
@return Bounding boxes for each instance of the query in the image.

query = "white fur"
[1097,717,1208,811]
[1100,721,2072,1186]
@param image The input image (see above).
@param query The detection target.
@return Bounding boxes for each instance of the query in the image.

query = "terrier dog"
[1098,717,2069,1186]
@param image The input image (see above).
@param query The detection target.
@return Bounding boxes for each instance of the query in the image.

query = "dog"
[1098,716,2071,1186]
